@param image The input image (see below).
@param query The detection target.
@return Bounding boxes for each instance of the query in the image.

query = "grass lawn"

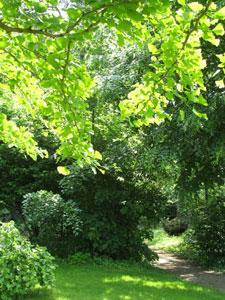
[24,262,224,300]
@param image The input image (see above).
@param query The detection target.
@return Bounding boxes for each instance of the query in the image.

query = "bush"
[0,221,55,299]
[68,252,93,265]
[67,252,157,270]
[0,143,61,216]
[182,194,225,266]
[22,190,82,257]
[163,217,188,236]
[60,167,162,262]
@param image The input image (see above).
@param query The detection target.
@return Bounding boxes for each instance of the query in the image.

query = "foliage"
[67,252,93,266]
[0,143,61,215]
[22,190,82,257]
[150,228,184,252]
[66,252,130,268]
[120,1,225,125]
[181,188,225,266]
[67,252,152,268]
[0,26,165,264]
[0,0,224,275]
[0,1,223,165]
[0,221,55,300]
[25,261,225,300]
[133,10,225,264]
[60,167,161,262]
[163,217,188,236]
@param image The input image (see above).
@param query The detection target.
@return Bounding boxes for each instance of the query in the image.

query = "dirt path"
[153,249,225,292]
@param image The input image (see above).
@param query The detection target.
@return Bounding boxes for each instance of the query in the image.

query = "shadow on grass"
[24,264,225,300]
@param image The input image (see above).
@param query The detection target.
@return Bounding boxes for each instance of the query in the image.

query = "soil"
[153,249,225,293]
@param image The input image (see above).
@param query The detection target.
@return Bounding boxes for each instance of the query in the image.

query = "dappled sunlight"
[103,274,204,291]
[149,228,184,251]
[25,263,225,300]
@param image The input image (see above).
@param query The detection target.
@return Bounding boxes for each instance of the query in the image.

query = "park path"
[153,249,225,292]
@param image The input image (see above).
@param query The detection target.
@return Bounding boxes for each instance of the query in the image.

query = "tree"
[0,0,224,165]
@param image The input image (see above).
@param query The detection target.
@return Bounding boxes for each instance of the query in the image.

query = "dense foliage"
[163,217,188,236]
[0,144,61,215]
[60,168,163,261]
[0,221,55,299]
[0,1,225,287]
[180,188,225,266]
[0,0,224,165]
[22,190,82,257]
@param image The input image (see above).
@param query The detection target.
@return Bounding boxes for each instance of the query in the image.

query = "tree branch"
[182,0,213,50]
[0,4,112,38]
[0,0,138,38]
[154,0,213,88]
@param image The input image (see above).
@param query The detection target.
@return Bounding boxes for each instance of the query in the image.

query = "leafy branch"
[182,0,213,49]
[154,0,213,88]
[0,1,131,38]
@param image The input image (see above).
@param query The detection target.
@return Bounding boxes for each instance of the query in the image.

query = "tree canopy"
[0,0,224,167]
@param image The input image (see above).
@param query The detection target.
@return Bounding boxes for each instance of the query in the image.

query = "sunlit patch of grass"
[149,228,184,251]
[24,261,224,300]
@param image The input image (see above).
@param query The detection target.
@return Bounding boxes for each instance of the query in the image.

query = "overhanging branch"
[0,3,114,38]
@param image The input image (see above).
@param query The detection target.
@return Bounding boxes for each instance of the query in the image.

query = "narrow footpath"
[153,249,225,293]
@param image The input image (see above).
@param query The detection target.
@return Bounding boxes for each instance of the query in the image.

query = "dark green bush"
[182,193,225,266]
[0,144,61,216]
[163,217,188,236]
[163,201,178,220]
[22,190,82,257]
[60,167,162,262]
[68,252,93,265]
[0,221,55,299]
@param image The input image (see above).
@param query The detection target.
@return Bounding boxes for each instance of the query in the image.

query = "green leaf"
[197,95,208,106]
[57,166,71,176]
[214,6,225,20]
[67,8,81,19]
[180,110,185,121]
[215,80,225,88]
[0,40,8,49]
[34,3,47,13]
[94,151,102,160]
[213,23,224,36]
[203,31,220,46]
[97,167,106,175]
[178,0,186,5]
[148,44,158,54]
[188,2,203,12]
[192,108,208,119]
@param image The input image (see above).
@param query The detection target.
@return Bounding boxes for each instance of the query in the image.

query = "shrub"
[67,252,157,269]
[60,167,162,262]
[182,194,225,266]
[0,221,55,299]
[68,252,93,265]
[163,217,188,236]
[0,208,11,222]
[22,190,82,257]
[0,143,61,216]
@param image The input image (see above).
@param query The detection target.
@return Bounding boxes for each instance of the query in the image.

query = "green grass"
[149,228,184,251]
[24,262,225,300]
